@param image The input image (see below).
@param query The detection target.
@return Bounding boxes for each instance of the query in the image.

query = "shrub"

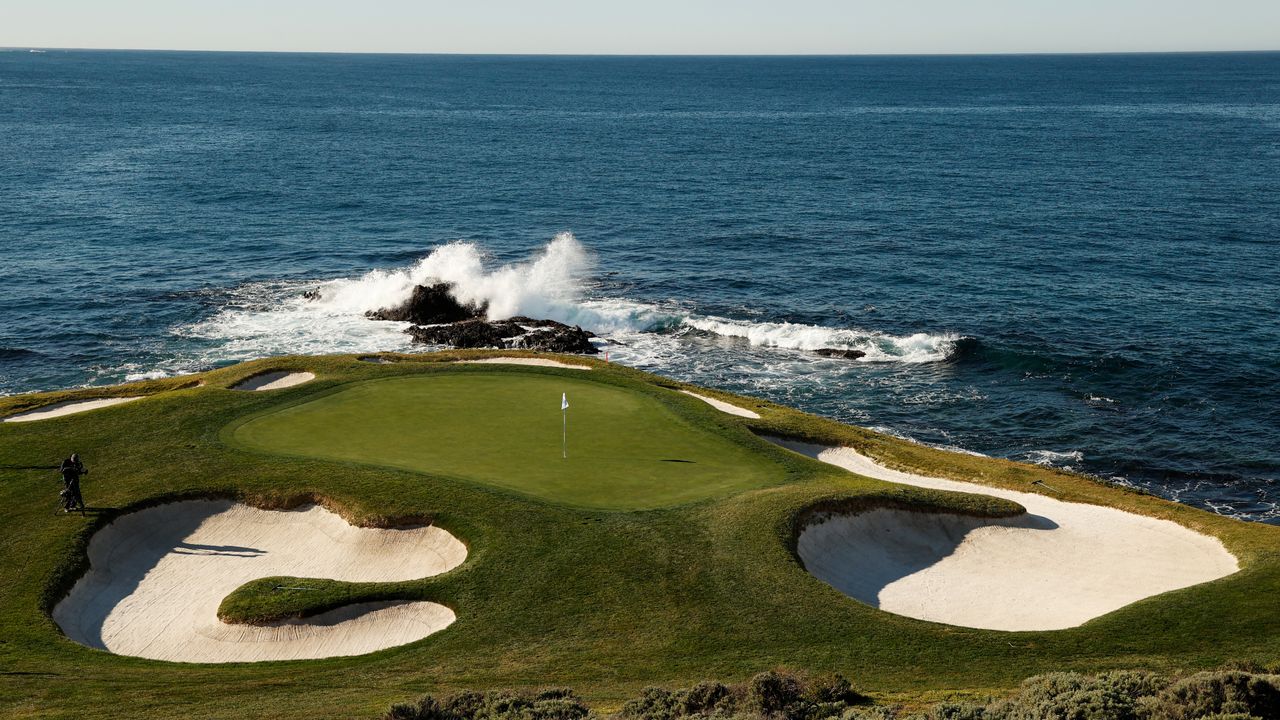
[384,689,589,720]
[387,703,425,720]
[682,682,735,716]
[919,702,986,720]
[1092,671,1167,700]
[622,687,685,720]
[531,697,591,720]
[527,689,591,720]
[1140,671,1280,720]
[472,690,522,720]
[617,670,869,720]
[381,669,1280,720]
[443,691,488,720]
[747,670,806,718]
[983,671,1142,720]
[384,696,445,720]
[807,674,867,707]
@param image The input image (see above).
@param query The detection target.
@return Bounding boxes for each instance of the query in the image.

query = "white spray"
[178,233,961,369]
[305,232,604,325]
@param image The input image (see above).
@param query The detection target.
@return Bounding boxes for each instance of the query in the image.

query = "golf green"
[226,372,780,509]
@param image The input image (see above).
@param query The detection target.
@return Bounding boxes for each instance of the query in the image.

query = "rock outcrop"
[814,348,867,360]
[405,319,525,349]
[365,283,484,325]
[511,323,598,354]
[369,284,599,355]
[406,317,598,354]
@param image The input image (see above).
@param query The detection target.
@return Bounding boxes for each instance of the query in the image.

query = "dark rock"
[489,320,528,336]
[367,283,484,324]
[501,313,558,325]
[815,348,866,360]
[514,325,599,354]
[301,289,323,301]
[507,316,596,338]
[405,317,599,354]
[406,319,522,349]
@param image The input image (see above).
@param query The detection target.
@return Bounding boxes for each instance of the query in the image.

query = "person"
[59,453,87,514]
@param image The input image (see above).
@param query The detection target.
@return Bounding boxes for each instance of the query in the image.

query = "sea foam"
[681,316,959,363]
[176,234,960,367]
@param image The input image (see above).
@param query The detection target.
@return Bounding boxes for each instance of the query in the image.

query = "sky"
[3,0,1279,55]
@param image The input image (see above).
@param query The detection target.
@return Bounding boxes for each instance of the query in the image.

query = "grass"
[0,350,1278,719]
[217,577,424,625]
[225,373,780,510]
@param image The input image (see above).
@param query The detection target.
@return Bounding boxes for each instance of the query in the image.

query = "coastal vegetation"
[2,352,1279,718]
[383,667,1280,720]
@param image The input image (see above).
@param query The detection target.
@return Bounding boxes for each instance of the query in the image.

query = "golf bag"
[60,483,84,513]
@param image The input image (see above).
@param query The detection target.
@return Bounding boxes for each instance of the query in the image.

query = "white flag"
[561,393,569,410]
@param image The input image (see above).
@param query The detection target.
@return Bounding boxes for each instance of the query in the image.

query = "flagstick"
[560,392,569,459]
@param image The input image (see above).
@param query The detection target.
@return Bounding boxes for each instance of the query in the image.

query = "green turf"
[0,351,1278,720]
[218,576,422,625]
[225,373,779,509]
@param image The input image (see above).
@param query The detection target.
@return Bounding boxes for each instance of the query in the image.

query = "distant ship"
[29,49,46,53]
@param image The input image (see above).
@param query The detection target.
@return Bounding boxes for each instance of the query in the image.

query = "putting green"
[226,372,780,509]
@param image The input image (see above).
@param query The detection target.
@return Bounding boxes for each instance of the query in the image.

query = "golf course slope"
[2,351,1278,719]
[772,439,1238,630]
[53,499,465,662]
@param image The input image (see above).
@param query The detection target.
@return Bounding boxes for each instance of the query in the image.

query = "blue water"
[2,50,1278,520]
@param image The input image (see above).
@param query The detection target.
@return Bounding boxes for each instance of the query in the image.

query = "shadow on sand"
[800,509,1057,608]
[53,500,236,649]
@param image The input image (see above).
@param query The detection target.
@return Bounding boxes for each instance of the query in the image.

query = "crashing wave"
[176,233,964,366]
[1023,449,1086,468]
[681,316,960,363]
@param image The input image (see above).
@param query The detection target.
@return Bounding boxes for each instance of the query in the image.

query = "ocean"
[1,50,1277,521]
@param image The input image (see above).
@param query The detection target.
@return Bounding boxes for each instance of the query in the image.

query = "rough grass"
[217,577,429,625]
[1,351,1279,720]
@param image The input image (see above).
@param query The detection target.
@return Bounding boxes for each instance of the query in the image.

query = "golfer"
[59,453,88,513]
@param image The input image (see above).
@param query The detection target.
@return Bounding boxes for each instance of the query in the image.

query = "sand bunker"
[679,390,760,419]
[54,499,466,662]
[231,371,316,391]
[771,439,1238,631]
[3,397,143,423]
[454,358,590,370]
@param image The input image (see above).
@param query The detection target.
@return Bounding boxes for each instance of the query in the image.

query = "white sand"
[54,500,466,662]
[231,371,316,391]
[454,358,590,370]
[679,390,761,419]
[3,397,143,423]
[769,438,1239,631]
